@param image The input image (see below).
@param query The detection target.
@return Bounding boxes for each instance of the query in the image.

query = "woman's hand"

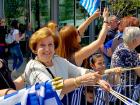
[98,80,111,92]
[77,72,102,86]
[114,67,122,75]
[102,8,109,22]
[105,67,122,75]
[92,9,100,19]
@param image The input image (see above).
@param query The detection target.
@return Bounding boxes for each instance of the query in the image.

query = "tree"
[108,0,140,18]
[4,0,26,19]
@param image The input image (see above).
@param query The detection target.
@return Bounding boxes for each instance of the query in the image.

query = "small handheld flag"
[80,0,100,16]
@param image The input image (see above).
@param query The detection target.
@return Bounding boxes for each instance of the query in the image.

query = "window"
[59,0,74,27]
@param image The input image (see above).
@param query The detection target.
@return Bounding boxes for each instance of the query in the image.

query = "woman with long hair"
[57,8,110,105]
[57,8,109,67]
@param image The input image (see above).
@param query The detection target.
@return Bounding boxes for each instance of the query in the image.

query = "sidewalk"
[8,58,28,80]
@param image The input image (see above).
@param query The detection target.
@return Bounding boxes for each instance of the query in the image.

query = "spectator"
[47,21,59,35]
[0,18,8,62]
[47,21,59,49]
[111,16,140,53]
[57,8,109,105]
[25,22,33,60]
[0,59,16,90]
[111,27,140,102]
[101,16,139,68]
[82,53,121,105]
[57,8,109,66]
[0,27,111,98]
[104,15,119,43]
[21,27,111,98]
[101,15,119,68]
[9,20,24,77]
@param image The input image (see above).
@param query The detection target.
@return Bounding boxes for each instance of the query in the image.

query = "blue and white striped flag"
[133,84,140,101]
[80,0,100,16]
[0,81,62,105]
[71,86,84,105]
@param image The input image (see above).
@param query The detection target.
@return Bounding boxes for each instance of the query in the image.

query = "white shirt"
[23,55,88,85]
[12,29,19,43]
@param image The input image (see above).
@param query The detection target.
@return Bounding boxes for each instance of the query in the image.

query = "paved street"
[8,58,28,80]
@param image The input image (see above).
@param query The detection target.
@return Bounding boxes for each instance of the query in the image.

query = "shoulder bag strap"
[34,59,55,79]
[46,68,55,79]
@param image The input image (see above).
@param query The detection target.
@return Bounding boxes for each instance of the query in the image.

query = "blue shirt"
[104,32,123,49]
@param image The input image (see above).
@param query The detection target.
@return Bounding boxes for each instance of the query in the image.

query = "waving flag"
[0,81,62,105]
[80,0,100,16]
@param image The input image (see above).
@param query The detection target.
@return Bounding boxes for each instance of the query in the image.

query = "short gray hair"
[108,15,117,22]
[123,27,140,44]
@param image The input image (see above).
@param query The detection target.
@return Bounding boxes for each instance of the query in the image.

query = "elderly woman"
[111,27,140,101]
[0,27,111,98]
[23,27,111,97]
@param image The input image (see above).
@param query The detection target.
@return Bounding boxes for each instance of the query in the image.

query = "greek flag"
[71,86,84,105]
[80,0,100,16]
[0,81,62,105]
[93,88,109,105]
[133,84,140,101]
[109,85,123,102]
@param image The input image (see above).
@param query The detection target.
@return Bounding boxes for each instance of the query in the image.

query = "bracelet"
[74,78,80,87]
[5,88,13,95]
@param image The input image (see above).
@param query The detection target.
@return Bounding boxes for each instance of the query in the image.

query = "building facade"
[0,0,102,45]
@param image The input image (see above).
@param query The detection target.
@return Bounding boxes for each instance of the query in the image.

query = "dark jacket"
[0,59,16,89]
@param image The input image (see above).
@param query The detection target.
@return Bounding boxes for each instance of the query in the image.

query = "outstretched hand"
[98,80,111,92]
[104,67,122,75]
[80,71,102,86]
[102,8,109,21]
[52,77,64,90]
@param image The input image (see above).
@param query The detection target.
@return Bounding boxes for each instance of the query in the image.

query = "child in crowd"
[84,86,95,105]
[81,53,106,105]
[83,53,121,105]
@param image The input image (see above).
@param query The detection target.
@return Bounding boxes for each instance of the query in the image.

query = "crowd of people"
[0,7,140,105]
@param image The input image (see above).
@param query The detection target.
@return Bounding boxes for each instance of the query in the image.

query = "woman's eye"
[40,44,46,47]
[98,63,102,65]
[48,43,54,47]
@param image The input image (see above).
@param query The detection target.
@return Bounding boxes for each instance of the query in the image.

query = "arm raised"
[75,8,109,66]
[77,9,100,37]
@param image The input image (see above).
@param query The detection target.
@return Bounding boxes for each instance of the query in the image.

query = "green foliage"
[108,0,140,18]
[4,0,26,19]
[59,0,74,20]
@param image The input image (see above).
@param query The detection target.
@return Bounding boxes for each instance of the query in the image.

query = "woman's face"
[36,36,55,63]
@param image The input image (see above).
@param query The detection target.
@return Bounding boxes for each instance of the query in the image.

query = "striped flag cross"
[80,0,100,16]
